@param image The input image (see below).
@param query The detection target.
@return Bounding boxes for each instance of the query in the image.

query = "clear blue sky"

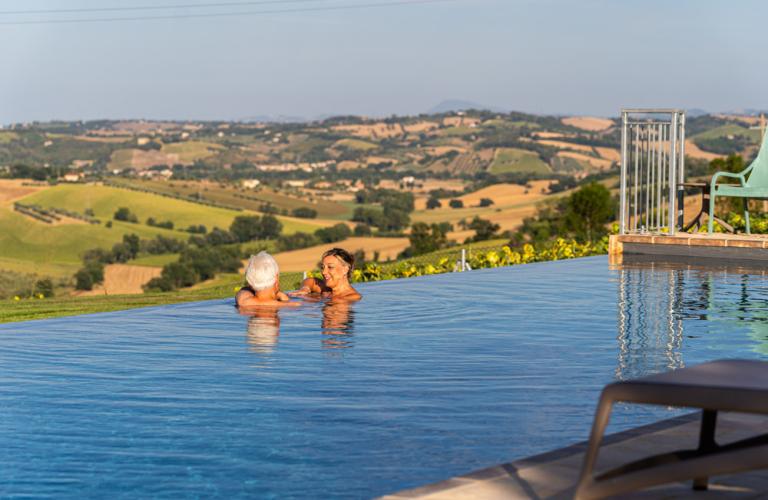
[0,0,765,123]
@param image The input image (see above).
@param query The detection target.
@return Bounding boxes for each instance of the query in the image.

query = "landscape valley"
[1,108,762,319]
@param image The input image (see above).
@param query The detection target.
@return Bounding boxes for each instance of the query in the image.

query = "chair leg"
[708,193,716,233]
[693,409,718,491]
[744,198,751,234]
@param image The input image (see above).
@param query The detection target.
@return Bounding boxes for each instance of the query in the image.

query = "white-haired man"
[236,251,294,308]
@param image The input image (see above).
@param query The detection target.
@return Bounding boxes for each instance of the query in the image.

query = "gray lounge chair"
[575,359,768,499]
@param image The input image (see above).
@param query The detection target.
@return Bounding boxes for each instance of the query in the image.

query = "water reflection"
[321,300,355,350]
[244,308,281,354]
[614,256,768,379]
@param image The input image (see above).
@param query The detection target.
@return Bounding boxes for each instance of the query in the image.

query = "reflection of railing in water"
[615,257,768,378]
[616,265,685,380]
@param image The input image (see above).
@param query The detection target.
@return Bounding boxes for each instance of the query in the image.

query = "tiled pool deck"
[382,412,768,499]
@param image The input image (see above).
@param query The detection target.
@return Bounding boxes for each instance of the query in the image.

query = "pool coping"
[380,412,701,498]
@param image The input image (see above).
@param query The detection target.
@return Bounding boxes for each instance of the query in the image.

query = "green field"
[0,206,176,276]
[129,253,180,267]
[691,124,763,141]
[482,119,540,129]
[1,184,325,277]
[489,148,551,174]
[119,179,349,219]
[0,131,20,144]
[108,149,135,169]
[162,141,224,162]
[333,138,378,151]
[22,184,244,230]
[440,126,476,137]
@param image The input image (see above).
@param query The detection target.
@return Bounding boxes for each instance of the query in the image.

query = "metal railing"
[619,109,686,234]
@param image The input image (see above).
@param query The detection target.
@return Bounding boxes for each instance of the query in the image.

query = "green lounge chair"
[575,359,768,499]
[708,130,768,233]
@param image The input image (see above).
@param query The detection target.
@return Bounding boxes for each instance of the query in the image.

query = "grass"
[22,184,243,230]
[162,141,224,162]
[0,131,20,144]
[1,184,323,278]
[119,179,348,219]
[0,271,306,324]
[440,126,476,137]
[0,205,176,277]
[482,120,540,129]
[691,124,763,141]
[333,138,378,151]
[489,148,551,174]
[108,149,135,169]
[107,141,223,170]
[129,253,180,267]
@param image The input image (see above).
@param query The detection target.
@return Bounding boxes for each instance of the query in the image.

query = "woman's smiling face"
[321,255,349,288]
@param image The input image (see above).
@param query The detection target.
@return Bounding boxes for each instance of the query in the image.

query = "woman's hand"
[287,287,311,297]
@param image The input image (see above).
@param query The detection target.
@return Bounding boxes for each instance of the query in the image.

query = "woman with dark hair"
[291,247,361,301]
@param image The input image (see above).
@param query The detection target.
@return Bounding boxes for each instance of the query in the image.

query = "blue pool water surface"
[2,256,768,498]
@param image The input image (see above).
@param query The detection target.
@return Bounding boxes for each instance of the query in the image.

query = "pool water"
[2,256,768,498]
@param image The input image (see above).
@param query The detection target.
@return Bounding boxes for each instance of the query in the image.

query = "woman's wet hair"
[321,247,355,279]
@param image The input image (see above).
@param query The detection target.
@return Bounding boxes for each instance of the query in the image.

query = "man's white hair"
[245,251,279,291]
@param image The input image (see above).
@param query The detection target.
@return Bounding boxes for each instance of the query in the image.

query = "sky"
[0,0,766,123]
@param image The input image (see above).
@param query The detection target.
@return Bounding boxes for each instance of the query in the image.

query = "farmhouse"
[242,179,261,189]
[62,173,84,182]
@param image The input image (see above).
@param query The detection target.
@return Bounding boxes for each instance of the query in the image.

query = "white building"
[242,179,261,189]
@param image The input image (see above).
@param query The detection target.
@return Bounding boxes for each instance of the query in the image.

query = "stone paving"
[382,412,768,499]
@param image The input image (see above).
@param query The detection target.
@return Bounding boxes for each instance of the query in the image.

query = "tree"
[352,207,384,227]
[468,216,500,242]
[426,197,442,210]
[478,198,494,207]
[74,269,93,291]
[449,199,464,209]
[315,223,352,243]
[229,215,262,242]
[709,154,744,174]
[123,233,140,259]
[258,214,282,239]
[278,232,319,251]
[292,207,318,219]
[229,215,282,242]
[381,207,410,232]
[354,224,372,236]
[564,182,615,242]
[405,222,451,256]
[34,279,54,298]
[113,207,138,223]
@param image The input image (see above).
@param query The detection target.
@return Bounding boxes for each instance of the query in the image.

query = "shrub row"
[13,203,59,224]
[48,206,100,224]
[104,181,244,212]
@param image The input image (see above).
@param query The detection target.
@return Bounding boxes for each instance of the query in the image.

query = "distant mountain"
[731,108,768,116]
[686,108,709,118]
[427,100,506,114]
[237,114,308,124]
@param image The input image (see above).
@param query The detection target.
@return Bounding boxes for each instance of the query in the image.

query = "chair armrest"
[711,171,746,189]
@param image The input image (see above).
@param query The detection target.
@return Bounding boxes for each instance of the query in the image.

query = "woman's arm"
[288,277,324,296]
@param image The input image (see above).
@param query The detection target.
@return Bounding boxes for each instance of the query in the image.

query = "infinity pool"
[2,256,768,498]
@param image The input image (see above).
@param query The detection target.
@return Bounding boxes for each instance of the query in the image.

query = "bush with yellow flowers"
[344,237,609,284]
